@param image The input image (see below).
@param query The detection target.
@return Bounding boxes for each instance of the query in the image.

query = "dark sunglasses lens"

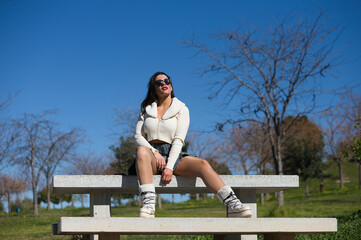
[155,81,164,86]
[155,79,171,86]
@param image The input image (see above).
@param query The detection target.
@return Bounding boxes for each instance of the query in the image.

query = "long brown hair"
[140,72,175,114]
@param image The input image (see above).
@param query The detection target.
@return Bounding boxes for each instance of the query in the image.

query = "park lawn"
[0,207,89,240]
[0,182,360,240]
[258,181,361,218]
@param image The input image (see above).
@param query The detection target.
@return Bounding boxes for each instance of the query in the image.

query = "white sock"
[139,184,156,211]
[216,185,242,209]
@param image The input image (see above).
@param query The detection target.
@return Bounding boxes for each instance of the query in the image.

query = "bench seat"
[54,217,337,240]
[52,175,299,194]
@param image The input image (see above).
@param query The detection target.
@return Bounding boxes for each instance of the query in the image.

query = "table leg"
[237,189,257,240]
[99,233,120,240]
[214,235,241,240]
[88,190,113,240]
[215,189,258,240]
[264,233,295,240]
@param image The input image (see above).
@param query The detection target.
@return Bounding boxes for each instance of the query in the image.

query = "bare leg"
[175,156,252,218]
[174,156,225,193]
[135,146,159,218]
[135,146,158,185]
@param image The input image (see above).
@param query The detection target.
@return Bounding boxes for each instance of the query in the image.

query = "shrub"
[295,210,361,240]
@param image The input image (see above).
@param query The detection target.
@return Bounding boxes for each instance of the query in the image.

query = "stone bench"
[54,217,337,240]
[52,175,298,220]
[51,175,337,240]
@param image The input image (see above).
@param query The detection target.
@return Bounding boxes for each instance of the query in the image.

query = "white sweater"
[135,98,190,170]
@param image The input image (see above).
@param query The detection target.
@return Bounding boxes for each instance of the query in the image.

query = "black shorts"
[150,142,190,171]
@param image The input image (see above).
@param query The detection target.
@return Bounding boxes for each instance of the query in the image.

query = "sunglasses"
[155,79,171,87]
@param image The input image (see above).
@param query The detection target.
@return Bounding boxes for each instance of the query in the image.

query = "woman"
[135,72,252,218]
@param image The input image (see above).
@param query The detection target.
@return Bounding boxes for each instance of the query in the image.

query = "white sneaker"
[217,185,253,218]
[227,205,252,218]
[139,206,155,218]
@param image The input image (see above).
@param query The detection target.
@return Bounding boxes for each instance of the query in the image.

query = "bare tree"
[11,111,52,215]
[10,110,82,215]
[41,127,84,210]
[0,174,28,213]
[0,94,20,165]
[68,153,108,207]
[323,111,349,188]
[246,122,273,205]
[219,122,272,175]
[186,130,221,159]
[183,11,340,206]
[113,107,139,137]
[69,153,108,175]
[222,127,253,174]
[323,91,361,188]
[343,93,361,188]
[221,126,256,175]
[248,122,273,175]
[344,116,361,189]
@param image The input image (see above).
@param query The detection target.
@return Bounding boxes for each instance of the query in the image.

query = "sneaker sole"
[227,209,252,218]
[139,210,155,218]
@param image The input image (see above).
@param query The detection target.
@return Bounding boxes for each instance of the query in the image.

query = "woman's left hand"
[162,168,173,185]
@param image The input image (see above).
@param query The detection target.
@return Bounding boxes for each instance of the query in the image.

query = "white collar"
[145,97,185,120]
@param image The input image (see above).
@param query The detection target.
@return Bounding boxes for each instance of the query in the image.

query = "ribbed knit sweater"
[135,97,190,170]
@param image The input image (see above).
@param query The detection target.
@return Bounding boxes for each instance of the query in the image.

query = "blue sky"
[1,0,361,165]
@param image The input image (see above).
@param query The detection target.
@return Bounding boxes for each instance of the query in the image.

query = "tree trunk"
[157,194,162,209]
[257,167,264,205]
[277,191,284,207]
[81,194,84,208]
[338,161,344,189]
[46,179,50,210]
[32,185,38,216]
[60,196,63,209]
[305,180,310,198]
[31,161,38,216]
[71,195,74,207]
[275,135,284,207]
[273,173,285,205]
[267,120,284,207]
[359,163,361,189]
[7,192,11,213]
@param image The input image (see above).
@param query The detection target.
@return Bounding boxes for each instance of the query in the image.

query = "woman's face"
[154,74,173,98]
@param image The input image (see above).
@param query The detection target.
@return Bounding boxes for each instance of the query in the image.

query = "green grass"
[258,181,361,218]
[1,161,360,239]
[1,184,360,240]
[0,208,88,240]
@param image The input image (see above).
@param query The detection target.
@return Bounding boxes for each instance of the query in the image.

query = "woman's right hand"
[154,151,166,171]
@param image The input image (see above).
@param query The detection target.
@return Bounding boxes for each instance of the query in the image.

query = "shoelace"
[141,191,156,205]
[224,192,242,209]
